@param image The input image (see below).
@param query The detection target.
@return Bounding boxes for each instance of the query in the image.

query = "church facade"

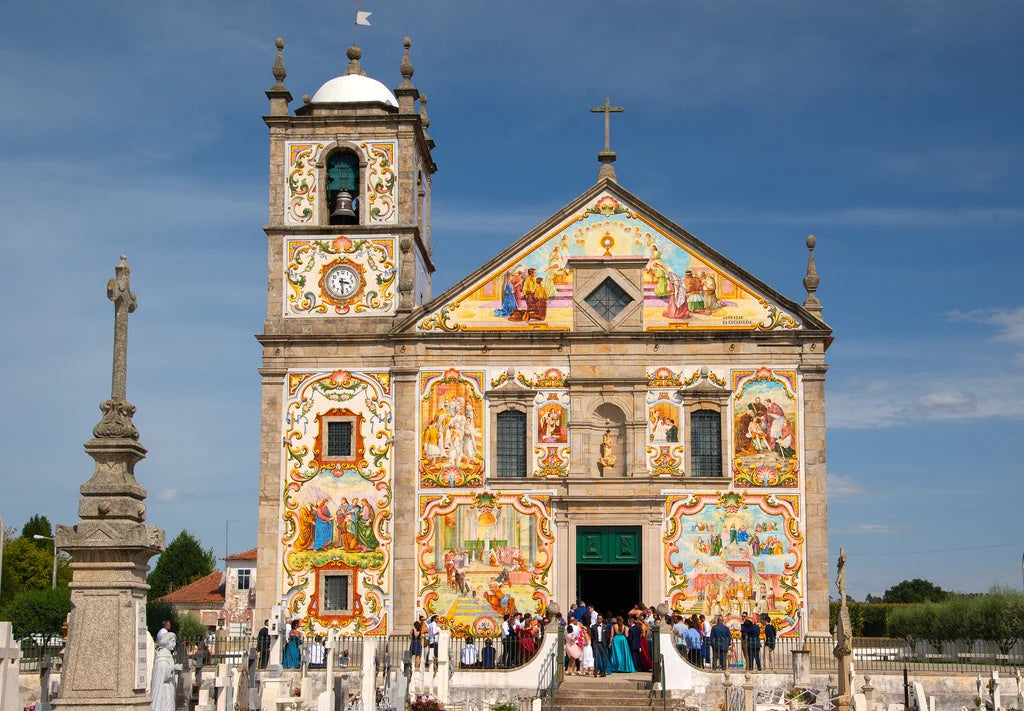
[254,39,833,640]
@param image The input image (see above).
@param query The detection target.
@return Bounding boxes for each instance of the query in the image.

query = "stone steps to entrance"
[554,673,659,711]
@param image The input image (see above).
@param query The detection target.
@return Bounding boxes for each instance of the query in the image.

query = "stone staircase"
[553,673,659,711]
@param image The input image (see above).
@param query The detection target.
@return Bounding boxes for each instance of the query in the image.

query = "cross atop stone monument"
[107,255,137,401]
[93,256,140,440]
[590,97,624,182]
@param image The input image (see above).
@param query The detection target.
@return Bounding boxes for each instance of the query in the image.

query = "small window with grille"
[584,278,633,322]
[321,572,352,615]
[690,409,723,477]
[323,417,356,461]
[496,410,527,477]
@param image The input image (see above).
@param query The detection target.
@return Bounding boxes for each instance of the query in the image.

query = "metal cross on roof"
[590,97,624,153]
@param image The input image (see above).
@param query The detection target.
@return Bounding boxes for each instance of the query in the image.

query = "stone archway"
[593,402,626,477]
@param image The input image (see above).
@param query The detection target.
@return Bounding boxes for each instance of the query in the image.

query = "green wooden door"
[576,526,640,565]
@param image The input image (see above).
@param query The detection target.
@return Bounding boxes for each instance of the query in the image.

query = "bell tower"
[255,38,436,625]
[263,38,436,324]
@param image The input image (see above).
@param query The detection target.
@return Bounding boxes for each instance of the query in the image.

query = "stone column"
[800,362,829,635]
[53,257,166,711]
[643,516,662,605]
[255,368,286,626]
[392,367,419,628]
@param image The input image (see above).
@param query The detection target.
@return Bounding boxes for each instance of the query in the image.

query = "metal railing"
[18,640,64,672]
[450,627,546,671]
[535,636,562,711]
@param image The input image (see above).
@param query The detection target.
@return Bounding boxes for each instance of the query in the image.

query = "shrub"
[176,612,209,639]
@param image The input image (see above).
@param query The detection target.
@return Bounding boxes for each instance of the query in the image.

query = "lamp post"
[33,534,57,589]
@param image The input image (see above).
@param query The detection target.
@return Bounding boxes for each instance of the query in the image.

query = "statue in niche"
[597,428,617,474]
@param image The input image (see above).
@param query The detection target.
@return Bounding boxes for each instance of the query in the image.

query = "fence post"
[743,672,754,711]
[791,645,810,688]
[990,671,1001,711]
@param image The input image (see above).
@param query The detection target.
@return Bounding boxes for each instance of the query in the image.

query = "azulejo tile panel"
[664,492,804,636]
[418,369,486,488]
[283,140,398,225]
[416,492,555,636]
[731,367,799,488]
[284,236,396,316]
[280,370,393,635]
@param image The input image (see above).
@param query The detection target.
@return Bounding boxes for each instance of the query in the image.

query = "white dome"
[311,74,398,108]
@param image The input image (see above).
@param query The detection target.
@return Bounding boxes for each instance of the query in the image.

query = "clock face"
[324,264,361,300]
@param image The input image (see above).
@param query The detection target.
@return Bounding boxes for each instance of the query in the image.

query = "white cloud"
[828,473,865,498]
[950,307,1024,344]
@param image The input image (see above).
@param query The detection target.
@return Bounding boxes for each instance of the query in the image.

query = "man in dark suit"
[256,619,270,669]
[627,616,642,669]
[590,614,610,677]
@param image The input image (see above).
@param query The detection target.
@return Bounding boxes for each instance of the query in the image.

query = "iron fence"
[450,627,545,671]
[18,639,64,673]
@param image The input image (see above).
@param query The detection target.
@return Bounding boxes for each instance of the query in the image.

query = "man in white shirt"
[500,614,512,667]
[307,636,326,668]
[460,638,479,668]
[156,620,171,645]
[426,616,441,667]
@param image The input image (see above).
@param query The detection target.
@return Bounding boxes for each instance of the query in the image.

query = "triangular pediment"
[407,181,827,334]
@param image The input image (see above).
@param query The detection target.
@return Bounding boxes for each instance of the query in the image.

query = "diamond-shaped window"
[584,278,633,322]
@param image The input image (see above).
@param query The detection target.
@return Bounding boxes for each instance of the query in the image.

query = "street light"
[33,535,57,589]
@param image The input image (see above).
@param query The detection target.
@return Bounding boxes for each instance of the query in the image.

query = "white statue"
[151,631,177,711]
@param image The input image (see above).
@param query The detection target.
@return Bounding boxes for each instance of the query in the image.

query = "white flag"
[356,10,372,26]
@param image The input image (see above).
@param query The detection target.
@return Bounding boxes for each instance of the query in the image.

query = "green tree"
[881,579,948,604]
[21,515,53,547]
[146,600,178,638]
[147,530,216,600]
[176,612,209,639]
[0,587,71,643]
[976,586,1024,655]
[0,533,71,607]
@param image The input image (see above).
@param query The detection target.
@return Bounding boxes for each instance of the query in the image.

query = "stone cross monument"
[53,256,166,711]
[833,548,853,711]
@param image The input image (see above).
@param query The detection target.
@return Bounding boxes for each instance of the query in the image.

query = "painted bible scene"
[646,390,684,476]
[417,492,554,637]
[664,492,803,636]
[534,390,570,477]
[537,401,568,443]
[280,370,394,634]
[416,193,798,333]
[732,367,799,487]
[418,369,486,488]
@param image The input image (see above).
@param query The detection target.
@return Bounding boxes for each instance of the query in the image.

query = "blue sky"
[1,1,1022,601]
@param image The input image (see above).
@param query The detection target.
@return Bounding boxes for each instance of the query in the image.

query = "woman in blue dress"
[493,271,519,318]
[283,620,303,669]
[609,616,635,673]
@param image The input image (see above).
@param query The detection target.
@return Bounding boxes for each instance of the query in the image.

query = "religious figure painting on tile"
[732,367,799,487]
[419,369,486,488]
[664,492,803,636]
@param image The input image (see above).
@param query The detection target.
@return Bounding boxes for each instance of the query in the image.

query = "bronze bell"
[330,190,357,223]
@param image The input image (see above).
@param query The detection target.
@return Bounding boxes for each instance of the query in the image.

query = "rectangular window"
[322,573,351,614]
[325,420,354,459]
[691,409,723,477]
[496,410,527,477]
[236,569,251,591]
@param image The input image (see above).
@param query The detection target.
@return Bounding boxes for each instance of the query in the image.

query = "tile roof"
[223,548,258,561]
[157,572,225,605]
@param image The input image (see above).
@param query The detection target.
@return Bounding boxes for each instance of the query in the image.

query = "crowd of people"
[671,610,777,671]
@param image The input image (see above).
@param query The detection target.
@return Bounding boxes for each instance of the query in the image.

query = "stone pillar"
[392,367,419,627]
[361,637,377,711]
[742,672,755,711]
[53,257,166,711]
[800,362,829,635]
[643,516,662,605]
[255,368,286,626]
[792,647,811,688]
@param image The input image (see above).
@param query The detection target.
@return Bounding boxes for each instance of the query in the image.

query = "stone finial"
[346,45,365,76]
[419,92,431,129]
[302,94,311,104]
[802,234,822,315]
[272,38,287,87]
[399,36,415,89]
[266,37,292,115]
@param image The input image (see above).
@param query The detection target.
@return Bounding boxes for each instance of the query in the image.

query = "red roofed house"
[157,548,257,635]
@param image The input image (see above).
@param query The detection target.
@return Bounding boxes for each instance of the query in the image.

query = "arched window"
[326,150,360,225]
[495,410,527,477]
[690,409,723,477]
